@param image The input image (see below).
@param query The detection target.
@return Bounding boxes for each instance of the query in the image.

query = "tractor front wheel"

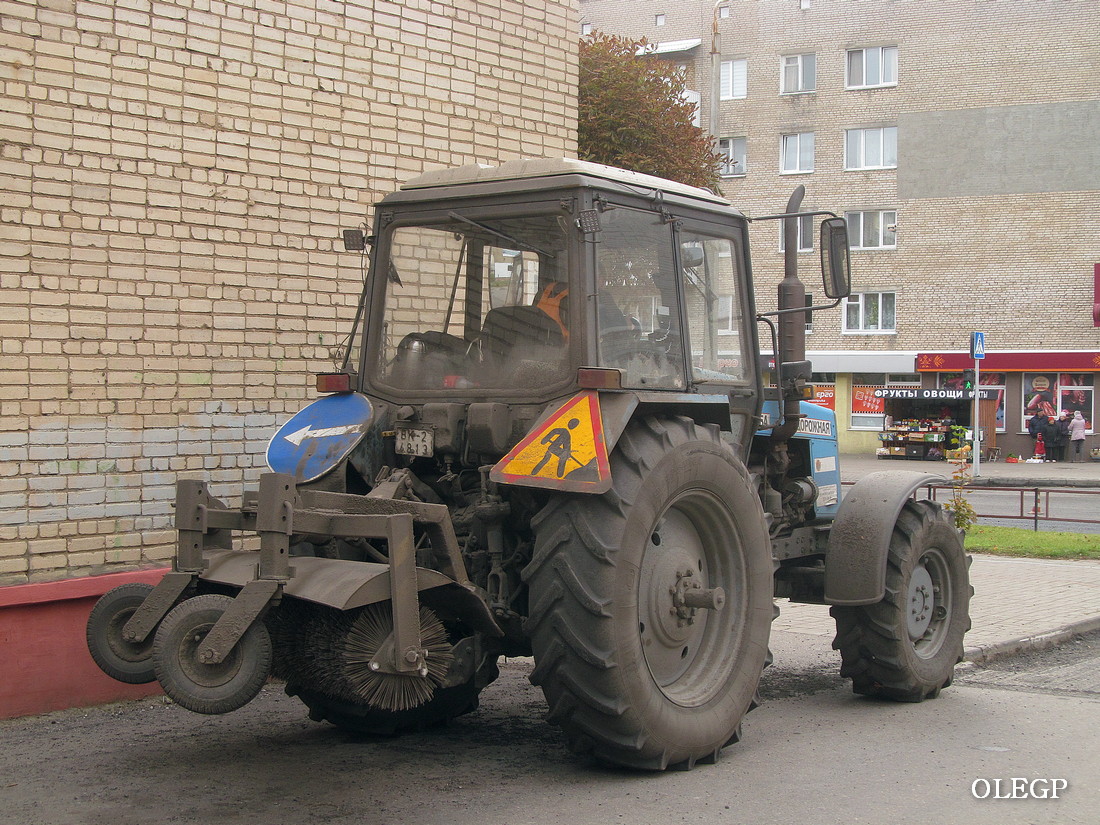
[523,416,774,770]
[831,499,972,701]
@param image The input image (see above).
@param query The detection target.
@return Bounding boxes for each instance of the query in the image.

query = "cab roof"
[399,157,734,210]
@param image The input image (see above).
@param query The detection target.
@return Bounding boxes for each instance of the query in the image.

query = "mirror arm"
[756,297,842,319]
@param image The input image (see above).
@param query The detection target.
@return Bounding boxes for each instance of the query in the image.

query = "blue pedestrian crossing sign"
[970,332,986,360]
[267,392,373,483]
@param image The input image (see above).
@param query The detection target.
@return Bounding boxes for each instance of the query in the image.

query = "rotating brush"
[270,599,454,713]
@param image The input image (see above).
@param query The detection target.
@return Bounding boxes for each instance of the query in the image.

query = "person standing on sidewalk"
[1068,410,1088,461]
[1054,411,1071,462]
[1043,414,1063,462]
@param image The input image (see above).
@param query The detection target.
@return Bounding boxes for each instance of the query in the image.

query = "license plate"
[394,425,434,457]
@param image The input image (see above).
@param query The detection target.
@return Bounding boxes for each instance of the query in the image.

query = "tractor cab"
[341,158,761,454]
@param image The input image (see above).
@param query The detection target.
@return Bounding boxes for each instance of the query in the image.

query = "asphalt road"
[2,631,1096,825]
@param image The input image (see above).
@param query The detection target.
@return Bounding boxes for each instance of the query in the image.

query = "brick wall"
[0,0,577,583]
[579,0,1100,353]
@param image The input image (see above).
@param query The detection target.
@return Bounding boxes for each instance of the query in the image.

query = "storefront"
[915,350,1098,460]
[873,388,997,461]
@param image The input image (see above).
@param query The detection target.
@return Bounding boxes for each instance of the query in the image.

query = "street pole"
[972,356,981,477]
[710,1,728,147]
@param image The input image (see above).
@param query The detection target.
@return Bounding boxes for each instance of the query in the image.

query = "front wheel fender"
[824,470,945,606]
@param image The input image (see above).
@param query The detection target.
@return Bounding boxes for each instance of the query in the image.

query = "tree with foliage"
[578,33,722,190]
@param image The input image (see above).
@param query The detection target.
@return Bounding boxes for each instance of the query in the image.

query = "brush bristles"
[270,599,454,712]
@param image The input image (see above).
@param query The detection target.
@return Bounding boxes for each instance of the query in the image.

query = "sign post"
[970,332,985,477]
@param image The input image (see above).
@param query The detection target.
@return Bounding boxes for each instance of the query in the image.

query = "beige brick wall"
[580,0,1100,353]
[0,0,577,583]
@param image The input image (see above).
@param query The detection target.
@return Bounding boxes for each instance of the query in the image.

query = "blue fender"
[824,470,946,606]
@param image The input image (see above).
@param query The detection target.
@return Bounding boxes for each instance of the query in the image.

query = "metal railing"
[842,482,1100,532]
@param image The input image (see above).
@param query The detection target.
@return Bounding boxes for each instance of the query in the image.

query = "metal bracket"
[121,571,195,644]
[197,579,281,665]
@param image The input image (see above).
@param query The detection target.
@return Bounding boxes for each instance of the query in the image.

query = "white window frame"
[778,214,814,252]
[682,88,701,127]
[780,53,816,94]
[846,45,898,89]
[718,136,746,177]
[842,292,896,335]
[655,13,666,26]
[719,59,747,100]
[581,22,592,36]
[845,126,897,170]
[780,132,814,174]
[845,210,897,249]
[716,295,739,334]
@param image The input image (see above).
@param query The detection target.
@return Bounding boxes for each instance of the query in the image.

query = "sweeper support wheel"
[86,583,158,684]
[152,594,273,714]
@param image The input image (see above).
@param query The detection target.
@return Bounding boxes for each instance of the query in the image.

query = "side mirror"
[820,217,851,299]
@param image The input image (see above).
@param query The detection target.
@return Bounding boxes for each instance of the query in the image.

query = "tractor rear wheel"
[86,583,157,684]
[153,594,273,714]
[523,416,773,770]
[831,499,972,701]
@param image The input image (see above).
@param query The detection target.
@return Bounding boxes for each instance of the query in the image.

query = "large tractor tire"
[523,416,774,770]
[831,499,972,702]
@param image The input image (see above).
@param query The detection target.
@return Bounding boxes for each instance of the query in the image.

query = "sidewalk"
[771,453,1100,664]
[840,452,1100,488]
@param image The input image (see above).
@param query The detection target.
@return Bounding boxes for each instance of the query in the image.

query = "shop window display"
[941,371,1005,432]
[1023,373,1093,434]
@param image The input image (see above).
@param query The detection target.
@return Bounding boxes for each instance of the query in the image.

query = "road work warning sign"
[490,391,612,493]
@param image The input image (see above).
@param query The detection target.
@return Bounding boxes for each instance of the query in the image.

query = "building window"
[843,292,896,334]
[718,136,746,177]
[780,132,814,174]
[847,45,898,88]
[719,59,747,100]
[719,5,731,18]
[778,214,814,252]
[781,53,816,94]
[942,371,1007,432]
[845,210,897,249]
[845,126,897,170]
[1023,373,1094,434]
[655,14,666,26]
[717,295,739,333]
[851,372,918,430]
[581,23,592,36]
[682,88,701,127]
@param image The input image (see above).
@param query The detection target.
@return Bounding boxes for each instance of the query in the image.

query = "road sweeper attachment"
[87,471,501,718]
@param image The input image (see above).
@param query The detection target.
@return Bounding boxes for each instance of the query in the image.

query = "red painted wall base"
[0,569,170,720]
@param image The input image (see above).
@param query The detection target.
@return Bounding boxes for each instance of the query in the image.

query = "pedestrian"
[1054,411,1071,463]
[1068,410,1088,461]
[1042,414,1062,462]
[1027,411,1048,447]
[1034,432,1046,460]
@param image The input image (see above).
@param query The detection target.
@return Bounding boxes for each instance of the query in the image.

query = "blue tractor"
[88,159,970,770]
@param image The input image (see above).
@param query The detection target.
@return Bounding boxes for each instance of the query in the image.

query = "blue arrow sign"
[970,331,986,360]
[267,392,373,482]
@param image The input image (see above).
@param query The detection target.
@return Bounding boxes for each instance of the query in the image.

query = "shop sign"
[874,389,997,400]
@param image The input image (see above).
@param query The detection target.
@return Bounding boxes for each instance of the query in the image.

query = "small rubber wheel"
[86,583,157,684]
[153,594,272,714]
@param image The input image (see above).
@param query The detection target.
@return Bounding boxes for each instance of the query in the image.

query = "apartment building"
[579,0,1100,457]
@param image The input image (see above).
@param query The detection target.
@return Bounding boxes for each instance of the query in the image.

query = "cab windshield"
[369,211,571,392]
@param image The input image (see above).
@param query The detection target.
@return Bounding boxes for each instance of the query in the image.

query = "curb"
[967,477,1100,489]
[959,615,1100,668]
